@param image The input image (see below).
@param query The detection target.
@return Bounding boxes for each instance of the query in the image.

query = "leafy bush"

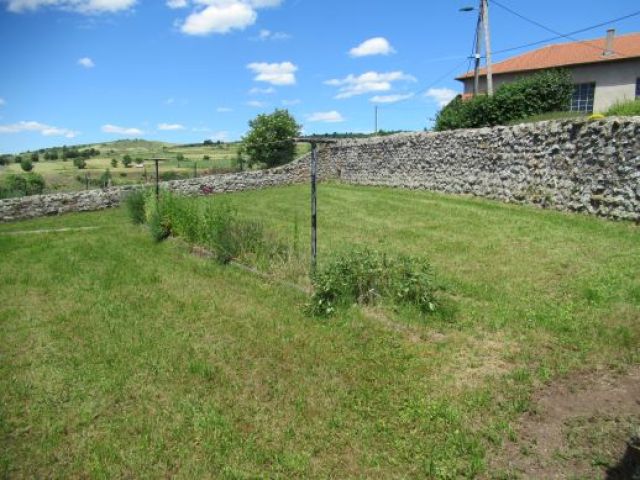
[73,157,86,169]
[160,170,187,181]
[99,169,112,188]
[605,99,640,117]
[124,189,147,225]
[309,248,437,316]
[20,157,33,172]
[242,109,301,168]
[435,70,574,131]
[0,173,46,198]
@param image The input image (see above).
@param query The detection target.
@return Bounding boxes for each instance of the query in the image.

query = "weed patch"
[309,247,438,316]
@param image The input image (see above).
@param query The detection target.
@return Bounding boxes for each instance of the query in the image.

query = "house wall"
[461,58,640,112]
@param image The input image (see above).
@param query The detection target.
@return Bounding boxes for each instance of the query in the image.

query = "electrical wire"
[490,0,637,57]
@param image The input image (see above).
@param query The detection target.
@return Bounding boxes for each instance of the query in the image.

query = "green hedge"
[435,70,574,131]
[0,173,46,199]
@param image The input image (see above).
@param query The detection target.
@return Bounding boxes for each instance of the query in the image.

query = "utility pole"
[474,14,482,95]
[481,0,494,96]
[374,105,379,134]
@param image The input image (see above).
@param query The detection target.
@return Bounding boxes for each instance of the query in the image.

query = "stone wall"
[322,117,640,221]
[2,117,639,223]
[0,153,316,223]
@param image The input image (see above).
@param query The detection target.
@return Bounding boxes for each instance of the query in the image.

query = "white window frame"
[570,83,596,113]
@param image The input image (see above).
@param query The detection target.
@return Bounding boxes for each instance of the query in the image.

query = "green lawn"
[1,184,638,478]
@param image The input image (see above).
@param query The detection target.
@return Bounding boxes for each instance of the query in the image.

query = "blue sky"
[0,0,638,152]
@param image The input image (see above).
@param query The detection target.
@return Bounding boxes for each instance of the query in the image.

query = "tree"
[122,155,133,168]
[176,153,185,166]
[242,109,300,168]
[73,157,86,169]
[20,157,33,172]
[30,152,39,162]
[99,169,112,188]
[111,158,118,168]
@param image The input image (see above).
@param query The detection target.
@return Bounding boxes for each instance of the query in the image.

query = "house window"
[636,78,640,98]
[570,83,596,113]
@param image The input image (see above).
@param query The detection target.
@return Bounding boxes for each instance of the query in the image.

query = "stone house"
[456,30,640,113]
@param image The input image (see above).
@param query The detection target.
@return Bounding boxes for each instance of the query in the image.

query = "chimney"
[603,29,616,56]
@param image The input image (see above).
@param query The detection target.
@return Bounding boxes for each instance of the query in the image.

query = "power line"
[491,0,637,57]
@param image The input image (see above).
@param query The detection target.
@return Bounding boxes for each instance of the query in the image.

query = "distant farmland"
[0,139,311,194]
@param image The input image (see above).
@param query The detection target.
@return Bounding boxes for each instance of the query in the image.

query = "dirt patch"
[489,366,640,479]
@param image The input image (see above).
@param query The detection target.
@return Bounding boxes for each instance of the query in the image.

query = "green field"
[0,140,311,194]
[1,184,638,478]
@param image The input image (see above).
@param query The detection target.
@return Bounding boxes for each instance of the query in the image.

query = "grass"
[605,98,640,117]
[1,184,639,478]
[0,140,311,194]
[507,111,587,125]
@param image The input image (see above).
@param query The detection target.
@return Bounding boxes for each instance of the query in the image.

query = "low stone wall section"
[0,153,317,222]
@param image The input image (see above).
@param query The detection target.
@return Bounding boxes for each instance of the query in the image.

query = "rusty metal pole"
[155,158,160,200]
[310,142,318,275]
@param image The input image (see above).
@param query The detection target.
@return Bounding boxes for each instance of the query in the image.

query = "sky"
[0,0,638,153]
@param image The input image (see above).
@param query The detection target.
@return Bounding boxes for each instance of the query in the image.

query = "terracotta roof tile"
[457,32,640,80]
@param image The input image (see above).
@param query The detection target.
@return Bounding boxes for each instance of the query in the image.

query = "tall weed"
[310,248,437,316]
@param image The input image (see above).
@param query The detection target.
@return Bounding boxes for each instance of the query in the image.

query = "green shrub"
[149,206,171,242]
[73,157,86,169]
[309,248,437,316]
[160,170,186,181]
[20,157,33,172]
[435,70,574,131]
[99,169,112,188]
[605,99,640,117]
[124,189,147,225]
[0,173,46,198]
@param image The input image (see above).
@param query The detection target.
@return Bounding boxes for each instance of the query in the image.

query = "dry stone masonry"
[1,117,639,222]
[322,117,640,221]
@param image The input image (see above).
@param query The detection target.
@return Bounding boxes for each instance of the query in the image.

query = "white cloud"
[349,37,395,57]
[249,86,275,94]
[209,130,228,141]
[425,88,457,107]
[0,120,78,138]
[282,99,300,106]
[102,124,144,136]
[178,0,282,36]
[180,1,256,35]
[254,28,290,41]
[165,98,175,105]
[0,98,5,107]
[158,123,186,131]
[5,0,136,14]
[326,71,416,99]
[370,93,414,104]
[166,0,187,8]
[216,106,233,112]
[247,61,297,86]
[246,100,267,108]
[307,111,345,123]
[78,57,95,68]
